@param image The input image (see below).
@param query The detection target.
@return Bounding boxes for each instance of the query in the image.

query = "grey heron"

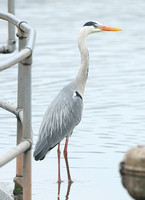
[33,21,122,183]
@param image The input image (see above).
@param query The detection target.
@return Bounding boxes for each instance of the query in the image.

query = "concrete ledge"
[0,183,13,200]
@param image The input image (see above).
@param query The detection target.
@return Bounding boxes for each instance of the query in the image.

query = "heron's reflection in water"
[57,183,72,200]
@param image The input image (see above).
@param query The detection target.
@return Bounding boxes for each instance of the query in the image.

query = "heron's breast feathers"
[38,87,83,143]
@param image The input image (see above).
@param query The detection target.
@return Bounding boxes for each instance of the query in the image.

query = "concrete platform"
[0,183,13,200]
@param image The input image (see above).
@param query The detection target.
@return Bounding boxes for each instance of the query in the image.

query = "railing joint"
[21,47,33,65]
[1,43,15,54]
[18,20,28,32]
[15,107,23,116]
[16,24,28,40]
[21,139,32,150]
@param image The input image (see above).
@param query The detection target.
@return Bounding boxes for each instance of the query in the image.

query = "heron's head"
[83,21,122,35]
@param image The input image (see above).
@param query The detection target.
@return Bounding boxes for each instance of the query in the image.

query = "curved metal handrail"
[0,99,23,124]
[0,12,36,71]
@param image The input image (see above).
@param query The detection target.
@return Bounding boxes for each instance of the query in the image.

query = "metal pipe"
[16,23,33,200]
[0,99,23,123]
[19,22,36,51]
[0,12,20,29]
[7,0,16,53]
[0,12,36,70]
[0,48,31,71]
[0,12,36,49]
[8,0,15,17]
[22,60,32,200]
[0,140,31,167]
[15,28,27,193]
[0,1,16,53]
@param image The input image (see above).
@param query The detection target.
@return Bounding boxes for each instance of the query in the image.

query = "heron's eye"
[93,24,98,28]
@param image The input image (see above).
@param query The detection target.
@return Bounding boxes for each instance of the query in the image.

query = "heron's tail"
[33,138,50,161]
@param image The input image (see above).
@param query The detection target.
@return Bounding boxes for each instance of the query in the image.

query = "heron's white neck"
[75,28,89,96]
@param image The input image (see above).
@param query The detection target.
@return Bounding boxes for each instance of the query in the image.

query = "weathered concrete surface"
[0,183,13,200]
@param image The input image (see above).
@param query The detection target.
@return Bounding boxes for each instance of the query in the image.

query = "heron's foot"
[68,179,73,184]
[57,179,64,184]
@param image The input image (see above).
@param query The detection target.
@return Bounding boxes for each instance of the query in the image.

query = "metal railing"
[0,0,16,53]
[0,1,36,200]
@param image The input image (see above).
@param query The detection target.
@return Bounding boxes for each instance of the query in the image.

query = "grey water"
[0,0,145,199]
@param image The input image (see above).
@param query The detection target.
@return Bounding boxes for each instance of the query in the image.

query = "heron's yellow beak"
[99,25,122,31]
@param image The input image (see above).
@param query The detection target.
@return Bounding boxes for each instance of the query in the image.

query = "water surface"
[0,0,145,199]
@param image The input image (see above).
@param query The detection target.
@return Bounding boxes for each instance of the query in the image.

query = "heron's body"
[34,21,122,182]
[34,83,83,161]
[34,26,89,161]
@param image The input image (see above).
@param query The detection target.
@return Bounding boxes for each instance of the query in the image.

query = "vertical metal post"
[14,29,27,195]
[23,59,32,200]
[20,24,32,200]
[8,0,16,52]
[15,27,32,200]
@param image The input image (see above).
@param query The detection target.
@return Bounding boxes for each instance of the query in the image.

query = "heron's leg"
[57,143,62,183]
[65,183,72,200]
[57,181,61,200]
[63,137,73,183]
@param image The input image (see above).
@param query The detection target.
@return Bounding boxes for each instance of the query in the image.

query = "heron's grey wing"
[33,86,83,161]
